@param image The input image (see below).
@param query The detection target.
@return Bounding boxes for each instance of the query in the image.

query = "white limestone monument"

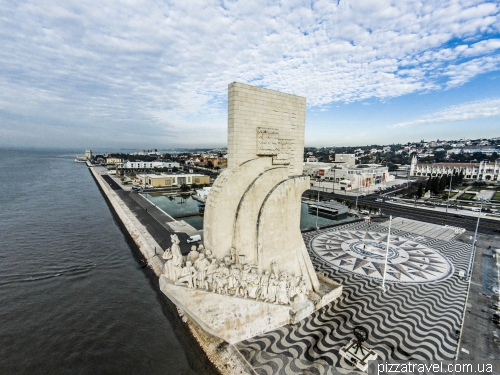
[159,82,341,344]
[204,82,320,292]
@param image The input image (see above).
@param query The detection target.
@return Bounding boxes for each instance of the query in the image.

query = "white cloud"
[0,0,499,146]
[390,98,500,128]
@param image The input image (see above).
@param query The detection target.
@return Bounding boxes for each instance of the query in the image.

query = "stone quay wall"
[88,166,256,375]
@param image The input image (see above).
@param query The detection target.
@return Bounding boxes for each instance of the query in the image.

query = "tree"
[172,167,179,172]
[438,175,448,193]
[417,183,423,198]
[425,178,432,192]
[430,177,440,195]
[180,183,190,192]
[387,163,398,172]
[207,161,214,169]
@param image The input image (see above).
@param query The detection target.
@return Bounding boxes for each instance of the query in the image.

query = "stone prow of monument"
[204,82,320,292]
[160,82,342,345]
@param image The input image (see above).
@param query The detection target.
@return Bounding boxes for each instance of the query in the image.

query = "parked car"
[187,234,202,243]
[375,198,384,202]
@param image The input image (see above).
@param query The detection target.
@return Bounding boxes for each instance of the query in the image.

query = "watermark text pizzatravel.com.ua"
[368,361,499,375]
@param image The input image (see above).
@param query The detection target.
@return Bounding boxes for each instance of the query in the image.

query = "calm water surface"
[144,192,355,230]
[0,149,212,375]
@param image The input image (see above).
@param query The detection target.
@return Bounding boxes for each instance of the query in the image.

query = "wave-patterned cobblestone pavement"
[237,221,470,375]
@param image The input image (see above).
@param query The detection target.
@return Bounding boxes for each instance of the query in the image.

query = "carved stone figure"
[239,264,251,298]
[170,234,184,282]
[166,247,306,306]
[223,254,233,268]
[228,265,242,295]
[214,263,229,294]
[230,247,237,264]
[197,244,205,254]
[276,273,290,305]
[194,253,210,290]
[293,276,308,303]
[205,257,218,291]
[162,247,173,279]
[187,245,200,263]
[175,261,197,288]
[285,273,295,299]
[257,271,270,301]
[271,261,279,278]
[246,268,260,299]
[266,274,278,303]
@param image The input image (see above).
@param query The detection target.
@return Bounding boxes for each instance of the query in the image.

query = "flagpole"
[381,215,392,292]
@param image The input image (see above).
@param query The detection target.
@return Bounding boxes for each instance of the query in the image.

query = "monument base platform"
[159,274,342,344]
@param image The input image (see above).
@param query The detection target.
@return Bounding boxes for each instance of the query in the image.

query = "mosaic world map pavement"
[311,230,454,284]
[237,220,470,375]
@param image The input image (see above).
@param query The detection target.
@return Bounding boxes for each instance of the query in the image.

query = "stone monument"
[159,83,342,344]
[204,82,319,292]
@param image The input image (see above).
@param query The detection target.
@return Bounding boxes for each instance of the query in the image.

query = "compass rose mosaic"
[310,230,454,284]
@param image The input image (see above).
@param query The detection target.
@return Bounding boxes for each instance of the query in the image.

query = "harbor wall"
[88,166,256,375]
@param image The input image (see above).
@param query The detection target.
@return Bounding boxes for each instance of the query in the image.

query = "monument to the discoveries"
[205,82,319,292]
[160,82,341,344]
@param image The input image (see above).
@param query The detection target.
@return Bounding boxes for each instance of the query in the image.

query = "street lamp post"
[333,169,336,194]
[446,173,454,213]
[315,185,320,229]
[355,175,360,210]
[467,199,487,281]
[381,215,392,292]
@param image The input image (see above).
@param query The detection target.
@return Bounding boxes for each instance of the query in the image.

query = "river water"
[0,149,214,375]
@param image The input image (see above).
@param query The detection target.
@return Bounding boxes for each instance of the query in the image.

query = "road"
[306,189,500,234]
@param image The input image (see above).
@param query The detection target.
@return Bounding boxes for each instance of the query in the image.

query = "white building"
[410,156,499,181]
[118,161,180,169]
[304,162,394,191]
[135,173,209,188]
[334,154,356,166]
[322,164,394,191]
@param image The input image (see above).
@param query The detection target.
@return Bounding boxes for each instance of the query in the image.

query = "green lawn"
[458,193,477,200]
[492,191,500,201]
[441,191,458,199]
[467,186,485,192]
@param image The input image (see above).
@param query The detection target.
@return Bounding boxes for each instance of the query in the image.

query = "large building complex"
[118,160,180,169]
[303,154,394,191]
[410,156,500,181]
[135,173,209,188]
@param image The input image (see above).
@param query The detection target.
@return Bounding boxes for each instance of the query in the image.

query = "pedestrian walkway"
[238,219,471,373]
[378,217,463,241]
[93,166,197,255]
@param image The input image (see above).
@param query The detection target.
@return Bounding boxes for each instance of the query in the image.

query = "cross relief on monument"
[256,127,293,165]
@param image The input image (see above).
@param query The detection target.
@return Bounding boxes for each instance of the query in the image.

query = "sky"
[1,0,499,149]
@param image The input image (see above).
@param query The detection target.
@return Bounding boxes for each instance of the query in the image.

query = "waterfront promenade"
[95,167,197,255]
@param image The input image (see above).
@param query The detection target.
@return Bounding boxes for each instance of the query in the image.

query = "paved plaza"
[237,218,471,374]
